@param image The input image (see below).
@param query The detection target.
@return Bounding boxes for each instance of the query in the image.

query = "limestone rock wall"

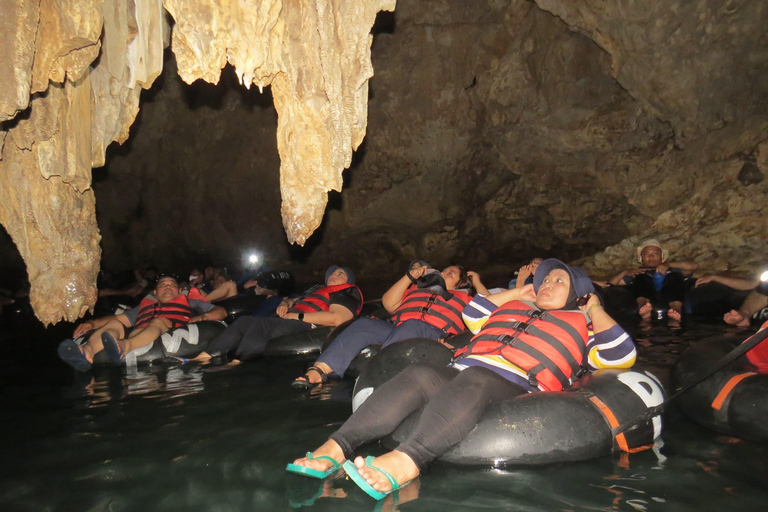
[0,0,166,324]
[164,0,396,244]
[0,0,394,323]
[89,0,767,287]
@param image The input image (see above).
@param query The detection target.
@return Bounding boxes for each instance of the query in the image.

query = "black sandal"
[291,366,330,389]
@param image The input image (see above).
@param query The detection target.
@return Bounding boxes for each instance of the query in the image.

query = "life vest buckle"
[528,309,544,320]
[420,294,438,315]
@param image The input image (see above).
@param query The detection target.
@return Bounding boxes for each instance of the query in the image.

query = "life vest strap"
[588,395,653,454]
[711,372,757,411]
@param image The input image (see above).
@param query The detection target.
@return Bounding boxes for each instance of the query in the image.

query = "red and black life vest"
[187,287,209,302]
[454,300,590,391]
[390,287,471,336]
[746,320,768,373]
[289,284,364,315]
[134,294,197,329]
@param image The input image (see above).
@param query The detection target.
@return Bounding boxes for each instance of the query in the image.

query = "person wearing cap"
[288,259,635,495]
[291,261,476,388]
[608,239,698,321]
[57,275,227,371]
[193,266,362,362]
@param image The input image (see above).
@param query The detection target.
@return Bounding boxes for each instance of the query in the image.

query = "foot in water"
[351,451,420,495]
[724,310,750,328]
[639,302,653,321]
[290,440,346,475]
[101,333,125,364]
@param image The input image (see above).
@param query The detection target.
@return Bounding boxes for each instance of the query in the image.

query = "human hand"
[244,279,258,289]
[467,271,482,283]
[624,268,645,277]
[73,321,94,339]
[655,263,669,275]
[515,284,536,302]
[578,293,601,314]
[188,315,205,323]
[276,302,289,317]
[695,275,717,287]
[409,264,428,280]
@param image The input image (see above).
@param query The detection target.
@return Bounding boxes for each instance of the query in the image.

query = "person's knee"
[148,317,172,332]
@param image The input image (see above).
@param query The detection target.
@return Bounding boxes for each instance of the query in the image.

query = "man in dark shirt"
[58,275,226,371]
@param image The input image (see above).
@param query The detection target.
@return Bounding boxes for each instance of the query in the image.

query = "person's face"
[326,269,349,286]
[441,266,461,290]
[641,246,663,268]
[190,269,203,285]
[535,269,571,310]
[154,277,181,303]
[213,275,227,288]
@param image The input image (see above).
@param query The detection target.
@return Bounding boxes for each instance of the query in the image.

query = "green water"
[1,317,767,511]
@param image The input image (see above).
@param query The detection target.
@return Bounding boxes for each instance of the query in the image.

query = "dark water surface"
[1,316,767,512]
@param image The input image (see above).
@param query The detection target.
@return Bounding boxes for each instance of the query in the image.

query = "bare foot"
[668,308,682,322]
[639,302,653,321]
[724,310,750,328]
[353,451,420,493]
[292,440,345,473]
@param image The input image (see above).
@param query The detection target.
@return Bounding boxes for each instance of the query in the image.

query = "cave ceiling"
[0,0,767,324]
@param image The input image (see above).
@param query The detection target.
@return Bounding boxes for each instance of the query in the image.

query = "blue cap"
[325,266,355,285]
[533,259,594,297]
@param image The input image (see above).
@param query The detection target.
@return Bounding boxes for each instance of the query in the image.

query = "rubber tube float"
[353,340,665,466]
[671,337,768,443]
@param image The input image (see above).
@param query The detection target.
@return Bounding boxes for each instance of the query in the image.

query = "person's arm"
[609,268,644,286]
[581,294,636,370]
[276,297,297,317]
[468,271,489,296]
[73,313,131,338]
[189,305,227,323]
[382,264,428,313]
[695,275,757,290]
[661,260,698,276]
[204,280,237,302]
[280,304,353,327]
[462,285,536,334]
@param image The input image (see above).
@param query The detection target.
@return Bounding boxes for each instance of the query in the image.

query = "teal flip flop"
[342,456,410,500]
[285,452,340,479]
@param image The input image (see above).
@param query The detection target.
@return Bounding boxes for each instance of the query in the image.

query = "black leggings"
[206,316,311,360]
[330,364,526,469]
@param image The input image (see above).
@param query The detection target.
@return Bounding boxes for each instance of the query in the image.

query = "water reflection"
[69,364,206,407]
[2,319,768,511]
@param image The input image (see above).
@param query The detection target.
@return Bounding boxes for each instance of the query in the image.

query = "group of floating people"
[54,238,768,500]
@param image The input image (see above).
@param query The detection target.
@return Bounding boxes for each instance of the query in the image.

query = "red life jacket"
[390,287,471,336]
[134,294,197,329]
[187,287,209,302]
[289,283,363,315]
[454,300,590,391]
[746,320,768,372]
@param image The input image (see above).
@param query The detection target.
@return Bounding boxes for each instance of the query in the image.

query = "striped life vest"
[135,294,197,329]
[289,284,363,315]
[187,287,209,302]
[454,300,589,391]
[391,287,471,336]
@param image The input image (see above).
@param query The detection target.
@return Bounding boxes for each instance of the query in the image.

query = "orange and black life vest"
[134,294,197,329]
[289,283,364,315]
[454,300,589,391]
[391,287,471,336]
[187,287,209,302]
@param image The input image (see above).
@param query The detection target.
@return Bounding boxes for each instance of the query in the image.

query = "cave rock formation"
[0,0,394,323]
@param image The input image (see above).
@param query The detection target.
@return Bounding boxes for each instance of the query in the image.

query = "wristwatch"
[298,312,305,322]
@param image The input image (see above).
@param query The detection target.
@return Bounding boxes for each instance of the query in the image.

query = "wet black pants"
[206,316,311,360]
[330,364,526,469]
